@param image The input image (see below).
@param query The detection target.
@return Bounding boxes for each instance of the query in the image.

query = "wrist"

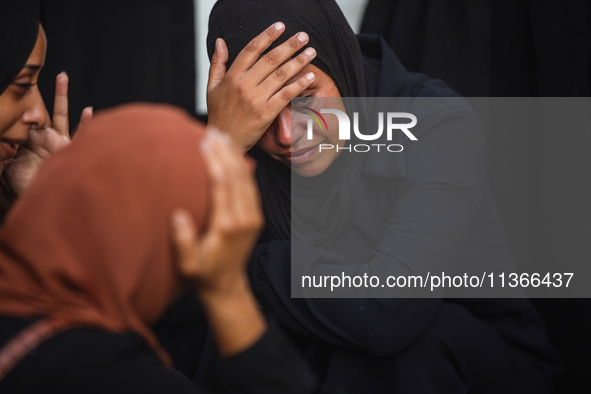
[197,275,266,356]
[197,274,252,307]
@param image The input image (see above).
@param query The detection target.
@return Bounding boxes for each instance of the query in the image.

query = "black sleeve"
[205,322,318,394]
[249,99,488,357]
[89,328,316,394]
[0,328,205,394]
[7,327,315,394]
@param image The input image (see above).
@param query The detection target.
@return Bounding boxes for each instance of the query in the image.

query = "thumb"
[207,38,229,93]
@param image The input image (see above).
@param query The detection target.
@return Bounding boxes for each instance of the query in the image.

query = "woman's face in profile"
[0,25,48,169]
[256,64,347,177]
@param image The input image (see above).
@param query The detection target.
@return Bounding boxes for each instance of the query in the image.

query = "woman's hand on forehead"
[206,22,317,154]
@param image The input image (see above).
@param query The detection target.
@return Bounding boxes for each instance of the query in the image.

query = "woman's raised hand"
[207,22,317,154]
[171,128,263,300]
[171,129,266,355]
[3,72,93,196]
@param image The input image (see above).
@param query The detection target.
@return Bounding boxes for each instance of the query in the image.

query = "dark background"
[361,1,590,392]
[39,0,196,127]
[39,0,590,392]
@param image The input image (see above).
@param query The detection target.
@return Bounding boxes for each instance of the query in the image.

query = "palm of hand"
[3,126,71,196]
[1,73,92,198]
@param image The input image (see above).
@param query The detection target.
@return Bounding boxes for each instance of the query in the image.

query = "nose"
[274,107,306,147]
[21,86,49,130]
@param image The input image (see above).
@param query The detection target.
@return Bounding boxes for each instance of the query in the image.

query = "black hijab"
[0,0,41,95]
[207,0,367,244]
[207,0,366,98]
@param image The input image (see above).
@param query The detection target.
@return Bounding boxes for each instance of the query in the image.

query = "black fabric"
[359,0,591,280]
[0,315,317,394]
[205,320,317,394]
[249,149,292,242]
[207,0,366,98]
[360,3,591,392]
[0,0,40,94]
[151,291,208,379]
[247,34,562,393]
[38,0,196,129]
[360,0,590,97]
[251,142,365,246]
[289,146,364,246]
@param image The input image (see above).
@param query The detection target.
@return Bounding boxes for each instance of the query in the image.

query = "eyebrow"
[23,64,42,71]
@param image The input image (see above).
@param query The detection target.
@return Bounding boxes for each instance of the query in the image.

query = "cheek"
[256,129,276,154]
[316,127,342,148]
[0,96,22,136]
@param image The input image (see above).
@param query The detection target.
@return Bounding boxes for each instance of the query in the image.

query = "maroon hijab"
[0,103,210,366]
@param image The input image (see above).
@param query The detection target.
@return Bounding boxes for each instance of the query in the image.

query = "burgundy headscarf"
[0,103,210,366]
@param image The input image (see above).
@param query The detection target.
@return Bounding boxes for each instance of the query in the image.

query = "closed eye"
[291,94,313,111]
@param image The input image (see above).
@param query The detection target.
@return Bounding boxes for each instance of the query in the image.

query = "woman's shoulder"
[359,33,461,99]
[358,34,484,180]
[0,321,198,394]
[361,94,484,180]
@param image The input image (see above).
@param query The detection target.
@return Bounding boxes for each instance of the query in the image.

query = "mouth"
[1,138,26,163]
[280,145,318,165]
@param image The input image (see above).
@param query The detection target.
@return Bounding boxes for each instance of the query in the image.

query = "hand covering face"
[0,104,210,366]
[207,0,366,244]
[0,0,41,95]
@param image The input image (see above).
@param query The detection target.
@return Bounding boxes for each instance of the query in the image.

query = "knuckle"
[219,75,233,89]
[296,53,308,64]
[233,223,247,234]
[298,78,309,88]
[280,89,292,102]
[179,262,197,278]
[274,67,287,81]
[236,81,250,96]
[249,104,266,120]
[236,216,252,229]
[246,99,260,114]
[219,219,235,233]
[245,38,258,52]
[264,52,278,64]
[263,29,274,40]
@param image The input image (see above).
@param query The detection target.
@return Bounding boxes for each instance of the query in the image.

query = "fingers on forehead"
[234,22,287,66]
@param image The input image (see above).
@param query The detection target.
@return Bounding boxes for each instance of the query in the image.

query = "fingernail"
[306,72,315,81]
[274,22,285,31]
[172,210,189,228]
[304,47,316,57]
[215,38,221,51]
[59,71,68,76]
[298,32,309,42]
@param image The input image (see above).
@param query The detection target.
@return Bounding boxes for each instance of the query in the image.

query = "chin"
[292,162,328,177]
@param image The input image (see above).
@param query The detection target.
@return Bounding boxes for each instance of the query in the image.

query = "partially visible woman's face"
[0,25,48,169]
[256,64,346,177]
